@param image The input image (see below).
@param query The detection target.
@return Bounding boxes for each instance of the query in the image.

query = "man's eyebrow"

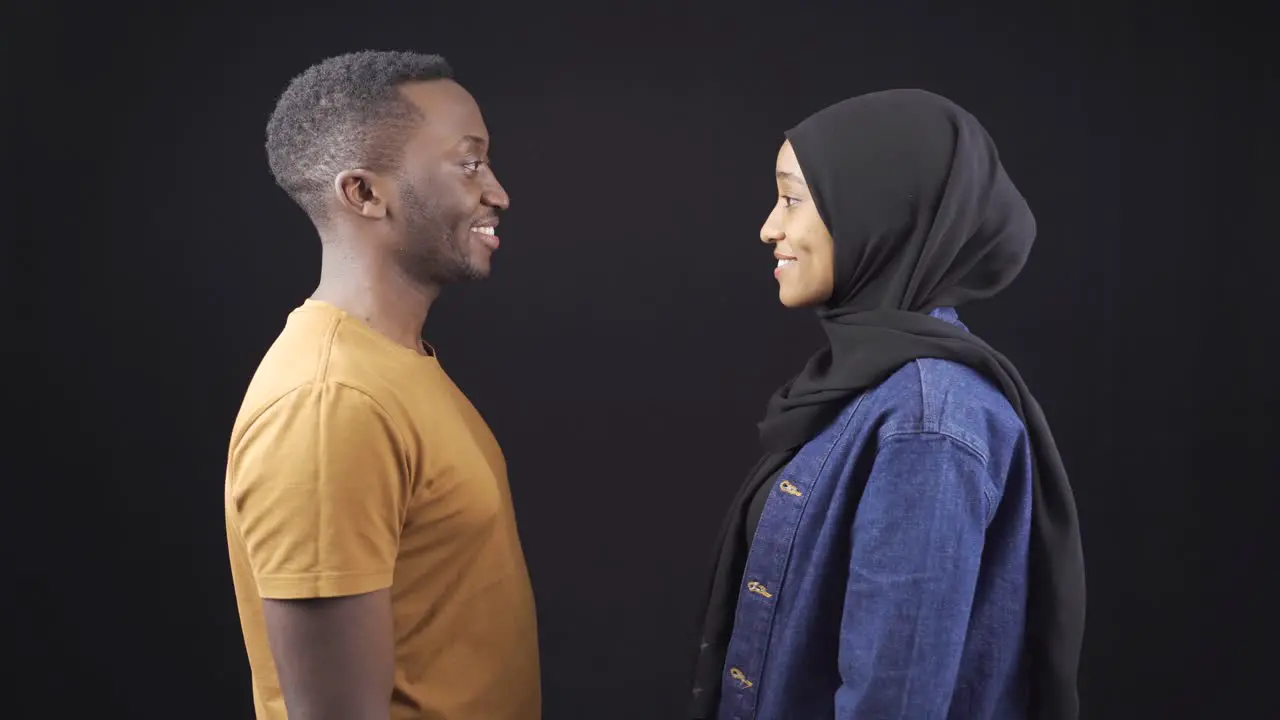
[458,134,489,150]
[776,170,807,185]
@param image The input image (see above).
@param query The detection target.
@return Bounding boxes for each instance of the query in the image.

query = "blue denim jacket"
[718,308,1032,720]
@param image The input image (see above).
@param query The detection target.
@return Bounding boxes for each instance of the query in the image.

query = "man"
[224,51,539,720]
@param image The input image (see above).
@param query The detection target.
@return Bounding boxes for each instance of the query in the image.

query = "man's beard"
[395,182,485,286]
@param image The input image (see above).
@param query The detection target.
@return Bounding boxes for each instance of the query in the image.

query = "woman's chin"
[779,286,821,309]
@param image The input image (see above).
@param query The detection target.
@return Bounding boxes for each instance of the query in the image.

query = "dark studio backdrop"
[8,2,1278,718]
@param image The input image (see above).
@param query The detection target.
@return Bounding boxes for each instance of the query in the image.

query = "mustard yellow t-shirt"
[225,299,540,719]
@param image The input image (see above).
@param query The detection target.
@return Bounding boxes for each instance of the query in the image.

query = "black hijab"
[690,89,1085,719]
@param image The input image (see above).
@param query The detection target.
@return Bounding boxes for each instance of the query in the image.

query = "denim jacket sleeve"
[834,430,995,719]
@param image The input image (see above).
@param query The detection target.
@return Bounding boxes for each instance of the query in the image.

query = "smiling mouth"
[469,222,500,251]
[776,257,797,269]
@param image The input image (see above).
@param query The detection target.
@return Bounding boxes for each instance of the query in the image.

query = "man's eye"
[463,161,483,172]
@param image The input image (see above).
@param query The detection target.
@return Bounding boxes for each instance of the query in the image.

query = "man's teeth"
[776,258,797,269]
[473,226,495,235]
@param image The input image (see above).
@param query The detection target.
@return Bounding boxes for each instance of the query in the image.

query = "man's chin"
[420,257,487,285]
[466,251,492,278]
[453,258,490,282]
[468,244,495,275]
[462,234,495,278]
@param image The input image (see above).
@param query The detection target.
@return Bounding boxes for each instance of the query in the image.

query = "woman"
[689,90,1085,720]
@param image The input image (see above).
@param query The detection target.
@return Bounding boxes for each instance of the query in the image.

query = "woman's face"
[760,140,835,308]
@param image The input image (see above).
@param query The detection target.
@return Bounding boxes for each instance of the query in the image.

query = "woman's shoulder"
[855,357,1026,460]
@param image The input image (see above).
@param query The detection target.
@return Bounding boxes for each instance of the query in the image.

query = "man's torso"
[225,300,540,719]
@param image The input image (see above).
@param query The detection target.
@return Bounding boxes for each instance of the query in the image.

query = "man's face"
[390,80,509,285]
[760,140,834,308]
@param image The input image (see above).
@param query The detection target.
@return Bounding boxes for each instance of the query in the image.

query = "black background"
[8,3,1278,718]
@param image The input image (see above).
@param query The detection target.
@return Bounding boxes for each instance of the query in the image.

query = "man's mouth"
[470,220,500,250]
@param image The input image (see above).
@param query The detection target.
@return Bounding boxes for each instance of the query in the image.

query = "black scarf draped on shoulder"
[690,89,1085,719]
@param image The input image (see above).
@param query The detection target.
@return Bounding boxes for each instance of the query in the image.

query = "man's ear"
[333,170,389,220]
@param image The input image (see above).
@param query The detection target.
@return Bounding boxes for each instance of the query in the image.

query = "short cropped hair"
[265,50,454,218]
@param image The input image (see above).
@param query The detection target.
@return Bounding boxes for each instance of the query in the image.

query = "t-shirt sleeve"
[227,381,410,600]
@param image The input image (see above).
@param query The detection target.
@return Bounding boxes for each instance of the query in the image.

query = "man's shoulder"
[230,307,408,450]
[230,377,402,458]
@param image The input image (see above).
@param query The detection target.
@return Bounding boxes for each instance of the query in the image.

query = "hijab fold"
[691,89,1085,720]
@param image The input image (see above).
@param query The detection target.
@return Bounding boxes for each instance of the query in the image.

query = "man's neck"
[312,245,440,354]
